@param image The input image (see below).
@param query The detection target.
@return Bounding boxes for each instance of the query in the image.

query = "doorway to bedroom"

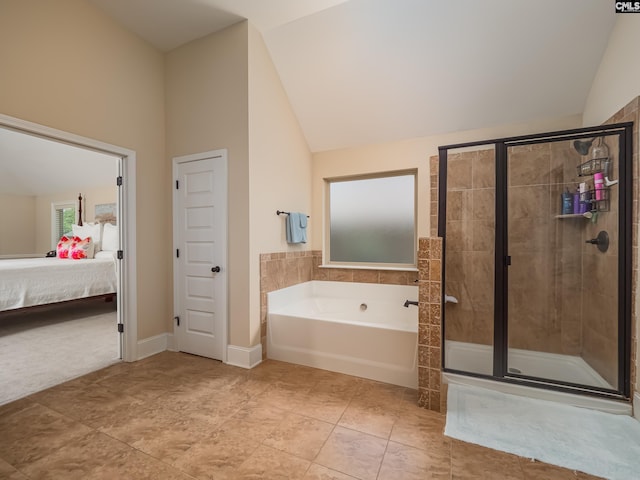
[0,118,132,405]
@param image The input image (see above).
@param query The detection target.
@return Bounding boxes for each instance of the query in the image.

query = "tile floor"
[0,352,602,479]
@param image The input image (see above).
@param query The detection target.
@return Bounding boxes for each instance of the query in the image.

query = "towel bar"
[277,210,309,218]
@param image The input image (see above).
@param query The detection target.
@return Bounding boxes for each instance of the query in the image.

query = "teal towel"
[286,212,307,244]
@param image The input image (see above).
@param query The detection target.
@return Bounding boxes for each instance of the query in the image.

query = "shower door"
[439,123,632,399]
[440,147,496,376]
[503,129,631,395]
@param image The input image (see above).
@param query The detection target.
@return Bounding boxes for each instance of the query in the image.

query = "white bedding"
[0,257,117,311]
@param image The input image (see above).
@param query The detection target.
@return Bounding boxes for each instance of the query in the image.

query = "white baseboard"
[137,333,172,360]
[634,392,640,422]
[166,333,176,352]
[226,344,263,369]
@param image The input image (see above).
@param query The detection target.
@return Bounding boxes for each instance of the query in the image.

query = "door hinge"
[117,176,123,186]
[505,255,512,266]
[174,316,180,326]
[176,249,180,258]
[117,323,124,333]
[176,180,179,189]
[117,250,124,260]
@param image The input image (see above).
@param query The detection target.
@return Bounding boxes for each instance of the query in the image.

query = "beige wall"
[311,114,582,250]
[165,22,312,349]
[165,22,251,347]
[0,0,167,340]
[34,186,117,253]
[583,15,640,127]
[0,194,36,255]
[247,25,313,346]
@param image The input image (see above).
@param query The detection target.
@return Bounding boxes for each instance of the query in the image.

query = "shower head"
[573,139,593,156]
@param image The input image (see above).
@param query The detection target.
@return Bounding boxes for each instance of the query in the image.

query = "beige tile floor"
[0,352,603,479]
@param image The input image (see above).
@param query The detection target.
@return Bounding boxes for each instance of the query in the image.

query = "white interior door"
[173,151,227,360]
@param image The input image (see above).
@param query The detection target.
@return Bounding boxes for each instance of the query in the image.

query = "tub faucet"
[403,300,419,308]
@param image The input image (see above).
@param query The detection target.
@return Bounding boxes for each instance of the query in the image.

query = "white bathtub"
[267,281,418,388]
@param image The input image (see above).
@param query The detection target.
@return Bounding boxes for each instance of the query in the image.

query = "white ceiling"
[0,128,118,196]
[87,0,616,152]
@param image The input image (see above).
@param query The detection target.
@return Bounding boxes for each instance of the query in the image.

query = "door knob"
[211,266,221,273]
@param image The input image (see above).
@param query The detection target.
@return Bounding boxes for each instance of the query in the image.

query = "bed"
[0,194,118,312]
[0,254,117,311]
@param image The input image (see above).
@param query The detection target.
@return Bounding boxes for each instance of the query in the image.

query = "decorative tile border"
[417,237,443,412]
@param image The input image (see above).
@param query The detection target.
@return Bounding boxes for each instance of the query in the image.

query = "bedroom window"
[51,202,75,248]
[324,170,417,269]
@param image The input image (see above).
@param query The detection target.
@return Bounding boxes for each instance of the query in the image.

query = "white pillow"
[94,250,116,260]
[101,223,118,252]
[72,223,102,251]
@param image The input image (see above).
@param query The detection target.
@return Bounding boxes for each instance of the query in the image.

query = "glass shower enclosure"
[438,123,633,399]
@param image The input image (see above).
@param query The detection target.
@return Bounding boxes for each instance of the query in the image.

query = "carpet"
[0,298,120,405]
[445,384,640,480]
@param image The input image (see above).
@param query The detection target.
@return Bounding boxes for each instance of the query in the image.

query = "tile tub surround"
[417,237,444,412]
[0,352,602,480]
[260,251,316,359]
[260,250,419,359]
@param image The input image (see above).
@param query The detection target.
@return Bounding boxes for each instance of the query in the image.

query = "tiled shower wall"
[581,134,620,387]
[433,144,587,357]
[436,149,496,348]
[507,141,585,357]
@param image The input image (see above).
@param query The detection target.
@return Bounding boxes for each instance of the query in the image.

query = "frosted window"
[329,173,415,265]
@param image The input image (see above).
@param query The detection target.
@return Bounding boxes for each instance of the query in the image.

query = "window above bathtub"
[324,170,417,269]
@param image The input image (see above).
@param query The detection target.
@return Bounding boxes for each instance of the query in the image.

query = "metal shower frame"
[437,122,633,400]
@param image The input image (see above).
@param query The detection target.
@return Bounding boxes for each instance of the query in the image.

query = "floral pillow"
[69,236,95,260]
[72,223,102,252]
[56,236,74,259]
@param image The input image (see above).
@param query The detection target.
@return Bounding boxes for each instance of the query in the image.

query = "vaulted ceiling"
[89,0,616,152]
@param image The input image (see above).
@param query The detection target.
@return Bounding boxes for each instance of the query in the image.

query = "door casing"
[0,113,137,362]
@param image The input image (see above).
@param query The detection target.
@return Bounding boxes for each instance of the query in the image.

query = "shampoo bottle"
[561,188,573,215]
[572,187,580,214]
[578,182,589,214]
[594,172,604,201]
